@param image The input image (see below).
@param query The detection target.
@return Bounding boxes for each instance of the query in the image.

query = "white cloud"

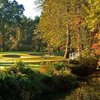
[16,0,41,19]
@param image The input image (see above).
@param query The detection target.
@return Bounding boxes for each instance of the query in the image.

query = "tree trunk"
[77,27,84,59]
[64,25,71,59]
[78,33,83,58]
[89,32,96,55]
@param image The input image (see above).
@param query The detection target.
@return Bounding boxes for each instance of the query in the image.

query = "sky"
[16,0,41,19]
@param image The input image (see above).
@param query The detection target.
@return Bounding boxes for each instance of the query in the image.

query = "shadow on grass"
[2,54,21,58]
[29,52,64,56]
[0,65,78,100]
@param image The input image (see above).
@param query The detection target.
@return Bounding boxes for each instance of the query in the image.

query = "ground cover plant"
[0,61,78,100]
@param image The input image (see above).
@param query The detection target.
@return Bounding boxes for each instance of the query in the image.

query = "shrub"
[0,61,78,100]
[79,56,98,68]
[51,62,66,71]
[42,74,78,93]
[69,59,79,65]
[71,56,98,76]
[65,83,100,100]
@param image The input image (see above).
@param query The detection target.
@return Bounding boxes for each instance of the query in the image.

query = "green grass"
[0,52,64,70]
[0,51,64,56]
[0,51,33,54]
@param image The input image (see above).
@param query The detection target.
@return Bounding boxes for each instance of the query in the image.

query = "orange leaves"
[92,44,100,49]
[92,44,100,55]
[94,33,100,39]
[39,66,49,73]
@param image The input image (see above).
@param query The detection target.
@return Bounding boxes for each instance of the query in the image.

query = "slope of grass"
[0,52,64,71]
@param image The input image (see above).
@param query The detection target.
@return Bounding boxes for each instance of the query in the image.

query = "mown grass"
[0,52,64,71]
[0,52,64,61]
[0,51,64,56]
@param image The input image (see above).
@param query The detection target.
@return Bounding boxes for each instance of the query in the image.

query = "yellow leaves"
[84,0,100,32]
[38,0,82,50]
[38,0,100,52]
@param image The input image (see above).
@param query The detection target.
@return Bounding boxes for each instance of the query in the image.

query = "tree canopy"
[37,0,100,58]
[0,0,40,51]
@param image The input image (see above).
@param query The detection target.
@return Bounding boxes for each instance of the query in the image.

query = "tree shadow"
[0,65,78,100]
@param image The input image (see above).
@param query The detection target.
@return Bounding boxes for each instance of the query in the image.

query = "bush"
[69,59,79,65]
[79,56,98,68]
[42,74,78,93]
[65,83,100,100]
[0,61,79,100]
[51,62,66,71]
[71,56,98,76]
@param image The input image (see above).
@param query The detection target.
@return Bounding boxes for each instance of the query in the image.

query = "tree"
[83,0,100,51]
[38,0,86,58]
[37,0,100,58]
[9,15,40,51]
[0,0,24,51]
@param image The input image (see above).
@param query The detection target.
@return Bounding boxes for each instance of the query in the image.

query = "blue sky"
[16,0,41,19]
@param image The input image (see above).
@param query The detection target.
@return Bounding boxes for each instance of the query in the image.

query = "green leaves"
[0,0,24,51]
[84,0,100,32]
